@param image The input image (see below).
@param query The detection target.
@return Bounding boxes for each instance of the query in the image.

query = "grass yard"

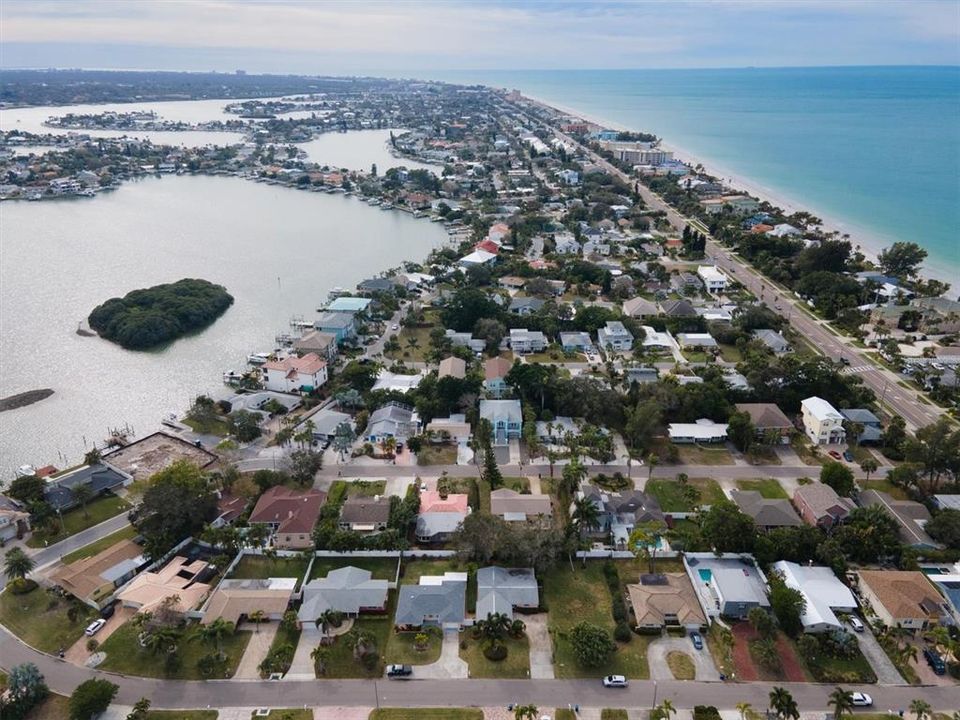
[97,621,251,679]
[542,561,651,679]
[860,479,909,500]
[400,558,468,585]
[321,614,393,678]
[26,493,131,548]
[261,622,301,678]
[417,444,459,465]
[250,712,311,720]
[718,344,742,362]
[229,555,309,588]
[645,478,725,512]
[346,479,387,497]
[183,415,230,436]
[309,556,399,582]
[745,445,782,466]
[791,436,827,466]
[459,633,530,678]
[706,623,735,678]
[370,711,483,720]
[386,324,436,362]
[23,694,71,720]
[384,629,443,665]
[601,711,629,720]
[61,524,138,563]
[795,641,877,684]
[675,445,734,466]
[735,478,788,499]
[145,713,218,720]
[0,585,95,654]
[667,650,695,679]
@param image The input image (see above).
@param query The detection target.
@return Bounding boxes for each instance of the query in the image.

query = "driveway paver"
[852,627,905,685]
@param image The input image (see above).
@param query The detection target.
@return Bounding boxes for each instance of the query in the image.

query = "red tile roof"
[263,353,326,376]
[249,486,326,535]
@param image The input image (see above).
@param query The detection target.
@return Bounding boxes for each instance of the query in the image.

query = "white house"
[668,419,729,444]
[459,249,497,267]
[772,561,857,634]
[800,396,846,445]
[597,321,634,353]
[509,328,547,354]
[697,265,728,293]
[558,169,580,186]
[262,353,328,393]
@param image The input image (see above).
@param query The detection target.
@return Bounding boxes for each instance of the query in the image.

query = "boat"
[380,203,393,210]
[367,198,381,206]
[79,189,96,197]
[222,370,245,384]
[27,192,42,201]
[247,352,272,365]
[327,287,347,300]
[160,413,182,428]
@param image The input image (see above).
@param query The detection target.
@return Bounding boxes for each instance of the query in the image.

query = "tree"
[571,495,601,538]
[289,448,323,486]
[727,410,755,452]
[514,705,539,720]
[83,447,102,466]
[736,703,752,720]
[624,400,661,451]
[248,609,266,633]
[859,458,879,482]
[904,418,960,494]
[926,509,960,550]
[827,687,855,720]
[126,698,152,720]
[70,483,95,518]
[879,242,927,279]
[700,501,756,553]
[835,505,901,563]
[4,546,35,581]
[820,461,855,497]
[559,458,587,498]
[311,645,330,675]
[5,662,47,715]
[569,621,616,668]
[768,571,806,637]
[748,606,777,640]
[134,460,216,558]
[8,474,45,504]
[196,617,234,658]
[68,678,118,720]
[474,318,507,355]
[769,686,799,720]
[629,520,666,573]
[652,700,677,720]
[909,699,932,720]
[142,625,181,656]
[229,409,262,443]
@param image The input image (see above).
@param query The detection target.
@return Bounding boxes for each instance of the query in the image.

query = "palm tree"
[382,436,397,457]
[827,687,854,720]
[247,610,266,633]
[345,628,376,659]
[71,483,94,519]
[571,495,601,538]
[311,645,330,676]
[196,617,235,658]
[860,458,878,482]
[646,453,659,481]
[509,618,526,638]
[3,547,35,581]
[909,700,932,720]
[514,705,538,720]
[735,702,752,720]
[769,687,799,720]
[143,626,180,655]
[656,700,676,720]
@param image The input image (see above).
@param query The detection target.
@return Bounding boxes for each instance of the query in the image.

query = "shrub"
[483,640,508,661]
[8,578,38,595]
[86,638,99,652]
[693,707,722,720]
[602,711,629,720]
[613,623,633,643]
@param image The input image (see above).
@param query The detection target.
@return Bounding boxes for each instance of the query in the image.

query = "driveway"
[65,606,135,665]
[285,625,322,680]
[648,636,720,681]
[524,614,554,679]
[853,627,905,685]
[234,621,278,679]
[412,628,468,679]
[909,644,956,686]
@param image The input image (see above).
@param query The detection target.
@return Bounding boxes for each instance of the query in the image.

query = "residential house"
[509,328,547,354]
[677,332,717,349]
[508,297,545,316]
[372,370,424,393]
[668,419,729,444]
[357,277,395,296]
[672,272,702,293]
[626,573,707,631]
[576,485,664,546]
[860,490,940,549]
[326,296,373,314]
[310,409,355,444]
[293,330,338,363]
[366,402,421,444]
[558,169,580,186]
[202,577,296,625]
[425,414,472,445]
[933,495,960,511]
[117,556,212,614]
[857,570,947,630]
[315,312,356,343]
[553,233,580,254]
[479,399,523,445]
[261,353,328,393]
[752,329,791,354]
[416,491,470,543]
[212,492,248,528]
[459,249,497,266]
[535,416,579,444]
[625,366,659,385]
[438,356,467,380]
[597,321,634,353]
[730,491,802,530]
[734,403,794,443]
[684,552,770,619]
[43,463,131,512]
[395,572,467,629]
[476,567,539,620]
[697,266,728,293]
[484,357,513,398]
[498,276,526,291]
[622,297,659,318]
[338,496,392,534]
[50,539,147,608]
[768,223,801,237]
[248,486,326,550]
[659,298,697,318]
[489,489,552,524]
[298,567,390,627]
[559,331,592,352]
[0,495,30,542]
[772,561,857,633]
[446,329,486,354]
[793,484,854,529]
[800,396,846,445]
[840,408,883,445]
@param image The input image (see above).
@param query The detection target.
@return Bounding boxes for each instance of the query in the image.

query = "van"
[85,619,106,637]
[848,616,864,633]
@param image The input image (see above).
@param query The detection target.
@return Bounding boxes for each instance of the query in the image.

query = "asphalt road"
[2,626,957,711]
[520,100,943,433]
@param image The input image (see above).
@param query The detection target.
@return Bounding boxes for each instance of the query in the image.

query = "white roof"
[641,326,674,348]
[373,371,424,392]
[697,265,727,282]
[801,396,843,421]
[773,561,856,630]
[668,419,728,440]
[460,249,497,265]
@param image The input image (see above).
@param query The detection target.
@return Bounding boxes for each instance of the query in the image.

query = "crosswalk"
[840,365,873,375]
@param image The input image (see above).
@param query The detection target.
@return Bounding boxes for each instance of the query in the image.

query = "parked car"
[99,601,117,620]
[602,675,628,688]
[386,664,413,678]
[84,619,106,637]
[924,648,946,675]
[848,616,865,633]
[829,450,842,460]
[851,693,873,707]
[843,450,854,462]
[391,324,399,331]
[690,631,703,650]
[840,357,851,366]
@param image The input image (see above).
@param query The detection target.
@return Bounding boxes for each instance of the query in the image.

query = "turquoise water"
[436,67,960,281]
[698,569,713,583]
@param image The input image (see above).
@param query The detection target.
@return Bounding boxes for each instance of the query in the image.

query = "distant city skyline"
[2,0,958,74]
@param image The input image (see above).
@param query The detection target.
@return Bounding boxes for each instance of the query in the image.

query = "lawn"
[346,480,387,497]
[309,556,399,582]
[146,713,218,720]
[717,344,742,362]
[542,561,651,679]
[261,622,301,678]
[321,613,393,678]
[23,694,71,720]
[645,478,725,511]
[735,478,788,499]
[97,621,252,679]
[182,415,230,437]
[370,711,483,720]
[601,711,629,720]
[860,479,909,500]
[667,650,695,679]
[229,555,310,589]
[61,524,138,563]
[706,623,735,678]
[385,323,436,362]
[250,712,312,720]
[791,436,826,466]
[384,628,442,665]
[459,633,530,678]
[794,640,876,684]
[675,445,734,466]
[0,585,95,654]
[26,493,131,547]
[417,444,459,465]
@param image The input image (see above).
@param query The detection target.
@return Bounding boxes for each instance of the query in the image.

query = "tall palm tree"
[311,645,330,676]
[736,702,752,720]
[196,617,235,658]
[143,626,180,656]
[769,687,799,720]
[827,687,854,720]
[71,484,94,519]
[658,700,676,720]
[909,700,932,720]
[3,547,35,581]
[571,495,601,538]
[514,705,538,720]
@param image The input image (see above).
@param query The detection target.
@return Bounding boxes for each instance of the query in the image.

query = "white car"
[851,693,873,707]
[391,324,399,331]
[848,616,865,632]
[85,619,106,636]
[602,674,628,688]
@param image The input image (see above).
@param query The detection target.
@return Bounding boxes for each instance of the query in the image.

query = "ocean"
[433,66,960,282]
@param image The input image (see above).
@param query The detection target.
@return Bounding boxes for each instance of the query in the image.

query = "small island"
[88,278,234,350]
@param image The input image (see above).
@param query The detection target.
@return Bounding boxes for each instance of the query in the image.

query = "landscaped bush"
[483,640,508,661]
[693,707,722,720]
[614,623,633,643]
[8,578,37,595]
[593,472,631,491]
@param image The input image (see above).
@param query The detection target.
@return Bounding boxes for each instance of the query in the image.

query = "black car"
[924,648,946,675]
[386,664,413,678]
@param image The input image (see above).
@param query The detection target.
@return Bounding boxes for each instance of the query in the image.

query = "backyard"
[645,478,725,512]
[0,584,95,654]
[309,556,400,583]
[26,493,131,548]
[229,555,310,589]
[735,478,788,499]
[459,632,530,678]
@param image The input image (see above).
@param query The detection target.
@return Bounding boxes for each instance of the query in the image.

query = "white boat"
[247,352,272,365]
[367,198,381,206]
[327,287,347,300]
[380,203,393,210]
[223,371,245,384]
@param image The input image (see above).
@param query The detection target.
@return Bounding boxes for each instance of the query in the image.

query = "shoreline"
[520,91,955,285]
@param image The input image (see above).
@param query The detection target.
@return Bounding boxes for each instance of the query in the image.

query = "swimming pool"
[698,569,713,583]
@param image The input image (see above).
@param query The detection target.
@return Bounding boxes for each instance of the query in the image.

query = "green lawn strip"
[645,478,724,512]
[735,478,788,499]
[261,622,301,677]
[705,623,735,677]
[61,525,138,563]
[718,344,742,362]
[601,711,629,720]
[145,712,218,720]
[543,561,650,678]
[666,650,695,679]
[26,493,131,548]
[229,556,309,590]
[249,711,311,720]
[417,444,459,465]
[555,709,576,720]
[97,621,252,679]
[309,556,399,582]
[794,640,876,683]
[860,479,909,500]
[384,628,442,665]
[459,633,530,678]
[370,711,483,720]
[676,445,734,466]
[346,480,387,497]
[0,586,95,654]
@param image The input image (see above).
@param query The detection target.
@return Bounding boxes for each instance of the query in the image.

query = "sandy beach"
[521,92,954,284]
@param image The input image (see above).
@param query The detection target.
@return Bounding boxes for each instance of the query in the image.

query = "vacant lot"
[26,493,131,547]
[417,444,459,465]
[735,478,788,499]
[646,478,725,511]
[0,585,95,654]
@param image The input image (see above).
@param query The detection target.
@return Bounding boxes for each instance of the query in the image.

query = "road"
[517,98,943,433]
[2,626,957,711]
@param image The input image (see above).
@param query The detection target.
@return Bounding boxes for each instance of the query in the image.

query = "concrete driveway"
[647,636,720,681]
[524,614,554,679]
[411,629,468,679]
[852,627,905,685]
[285,625,322,680]
[234,622,278,679]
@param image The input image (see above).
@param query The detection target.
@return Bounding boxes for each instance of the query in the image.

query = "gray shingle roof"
[394,578,466,626]
[476,567,539,621]
[298,566,390,622]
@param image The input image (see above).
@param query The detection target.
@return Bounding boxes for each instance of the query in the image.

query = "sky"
[1,0,958,74]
